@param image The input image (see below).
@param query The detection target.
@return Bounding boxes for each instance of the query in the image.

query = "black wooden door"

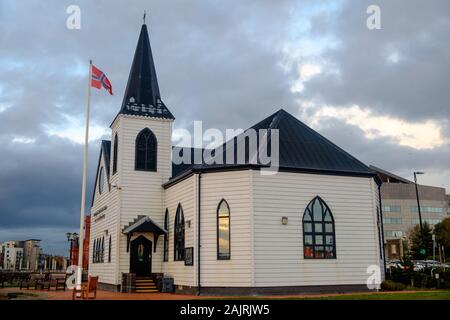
[130,236,152,277]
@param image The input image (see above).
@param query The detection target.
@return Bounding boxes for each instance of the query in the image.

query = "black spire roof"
[119,24,174,120]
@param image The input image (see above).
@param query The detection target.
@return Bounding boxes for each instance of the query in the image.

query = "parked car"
[386,260,402,269]
[414,263,425,271]
[424,260,441,267]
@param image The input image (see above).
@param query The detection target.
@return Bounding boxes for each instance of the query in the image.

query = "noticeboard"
[185,247,194,266]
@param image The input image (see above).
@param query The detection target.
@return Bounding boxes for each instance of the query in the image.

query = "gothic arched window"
[164,209,169,262]
[98,167,104,194]
[92,239,97,263]
[113,133,118,174]
[100,236,105,263]
[174,204,185,261]
[108,235,112,263]
[217,199,230,260]
[135,128,157,171]
[303,196,336,259]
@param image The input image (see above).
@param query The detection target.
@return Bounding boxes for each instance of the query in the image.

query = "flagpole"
[76,59,92,295]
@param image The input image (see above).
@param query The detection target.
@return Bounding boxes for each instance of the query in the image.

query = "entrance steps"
[135,277,159,293]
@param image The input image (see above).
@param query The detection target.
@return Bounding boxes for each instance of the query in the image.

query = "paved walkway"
[0,287,205,300]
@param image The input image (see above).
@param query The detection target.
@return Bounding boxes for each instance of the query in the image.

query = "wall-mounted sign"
[94,214,106,223]
[184,247,194,266]
[93,205,107,217]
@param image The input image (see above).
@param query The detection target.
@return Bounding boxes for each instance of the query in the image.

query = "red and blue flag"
[91,64,113,95]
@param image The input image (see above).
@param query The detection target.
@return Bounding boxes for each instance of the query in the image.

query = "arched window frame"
[101,236,105,263]
[174,204,185,261]
[113,133,118,175]
[97,238,100,262]
[108,235,112,263]
[217,199,231,260]
[95,238,100,263]
[303,196,336,259]
[98,167,104,194]
[135,128,157,171]
[163,209,169,262]
[92,239,97,263]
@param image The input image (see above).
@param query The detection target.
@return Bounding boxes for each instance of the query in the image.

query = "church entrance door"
[130,235,152,277]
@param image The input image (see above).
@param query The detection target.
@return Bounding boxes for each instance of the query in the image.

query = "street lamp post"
[414,171,425,257]
[432,234,436,261]
[66,232,78,267]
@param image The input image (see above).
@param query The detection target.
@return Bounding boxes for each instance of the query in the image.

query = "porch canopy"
[123,215,167,252]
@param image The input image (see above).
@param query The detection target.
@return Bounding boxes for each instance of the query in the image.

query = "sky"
[0,0,449,256]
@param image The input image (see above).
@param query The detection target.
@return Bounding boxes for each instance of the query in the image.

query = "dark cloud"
[0,0,449,255]
[299,0,450,192]
[304,0,450,122]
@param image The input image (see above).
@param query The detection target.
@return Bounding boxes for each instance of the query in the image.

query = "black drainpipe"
[197,172,202,296]
[378,183,387,274]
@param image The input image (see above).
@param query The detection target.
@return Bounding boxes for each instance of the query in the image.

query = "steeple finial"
[143,10,147,24]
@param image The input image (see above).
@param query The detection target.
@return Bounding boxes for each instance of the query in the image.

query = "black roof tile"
[170,109,376,180]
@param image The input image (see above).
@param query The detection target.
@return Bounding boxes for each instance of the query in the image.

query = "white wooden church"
[89,23,385,294]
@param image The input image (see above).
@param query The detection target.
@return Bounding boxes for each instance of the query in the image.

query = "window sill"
[134,168,157,172]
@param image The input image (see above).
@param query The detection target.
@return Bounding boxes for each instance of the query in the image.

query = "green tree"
[408,222,433,260]
[434,218,450,259]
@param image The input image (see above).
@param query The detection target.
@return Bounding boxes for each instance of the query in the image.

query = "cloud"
[290,0,450,190]
[299,0,450,123]
[311,116,450,191]
[44,114,109,144]
[309,104,447,149]
[291,63,322,93]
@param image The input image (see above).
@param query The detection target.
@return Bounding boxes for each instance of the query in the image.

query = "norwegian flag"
[91,64,113,95]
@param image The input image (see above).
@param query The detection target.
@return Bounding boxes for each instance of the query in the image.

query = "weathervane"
[143,10,147,24]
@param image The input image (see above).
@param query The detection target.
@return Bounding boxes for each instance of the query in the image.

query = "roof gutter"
[164,165,377,189]
[197,171,202,296]
[377,184,387,276]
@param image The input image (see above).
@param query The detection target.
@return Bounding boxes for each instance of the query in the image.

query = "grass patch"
[294,290,450,300]
[0,291,40,300]
[205,290,450,300]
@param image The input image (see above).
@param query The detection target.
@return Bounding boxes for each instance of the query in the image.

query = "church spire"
[120,23,174,119]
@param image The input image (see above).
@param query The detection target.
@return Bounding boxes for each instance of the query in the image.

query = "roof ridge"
[267,108,285,129]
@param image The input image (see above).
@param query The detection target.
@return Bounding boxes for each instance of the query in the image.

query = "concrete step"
[136,290,159,293]
[134,277,159,293]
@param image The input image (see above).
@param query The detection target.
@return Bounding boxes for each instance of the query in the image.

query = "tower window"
[135,128,157,171]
